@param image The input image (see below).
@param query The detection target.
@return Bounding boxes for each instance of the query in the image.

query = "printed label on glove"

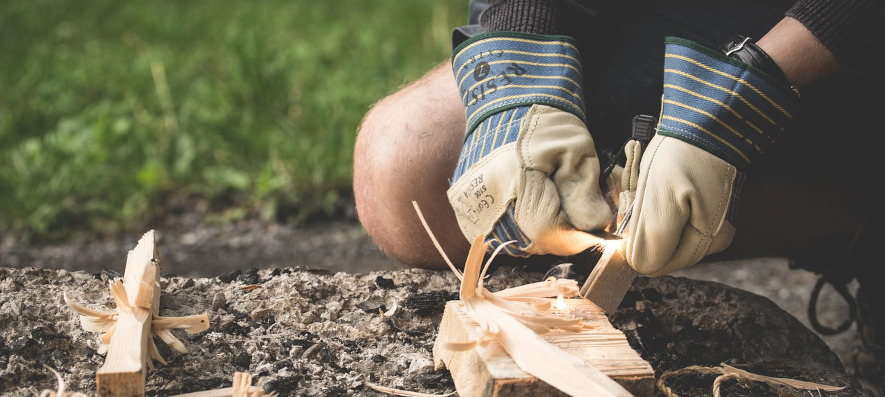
[447,143,521,240]
[455,174,493,223]
[452,34,586,135]
[461,62,527,107]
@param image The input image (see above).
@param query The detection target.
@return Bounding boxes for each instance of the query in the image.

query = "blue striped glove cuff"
[659,37,800,170]
[452,32,586,136]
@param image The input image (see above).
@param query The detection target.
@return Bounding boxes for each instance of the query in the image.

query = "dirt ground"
[0,213,882,396]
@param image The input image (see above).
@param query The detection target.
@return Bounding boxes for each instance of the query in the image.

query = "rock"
[406,354,434,375]
[375,276,395,289]
[233,352,252,369]
[403,290,455,316]
[356,298,384,313]
[219,269,241,283]
[212,292,227,310]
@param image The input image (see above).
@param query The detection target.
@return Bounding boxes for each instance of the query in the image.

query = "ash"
[0,264,874,396]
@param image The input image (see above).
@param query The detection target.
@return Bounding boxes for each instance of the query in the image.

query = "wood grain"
[96,230,160,397]
[433,297,654,397]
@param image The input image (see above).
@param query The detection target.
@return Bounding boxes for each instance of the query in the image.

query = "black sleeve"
[479,0,612,36]
[786,0,885,68]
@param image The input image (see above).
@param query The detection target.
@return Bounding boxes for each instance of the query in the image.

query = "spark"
[599,238,624,253]
[592,238,625,271]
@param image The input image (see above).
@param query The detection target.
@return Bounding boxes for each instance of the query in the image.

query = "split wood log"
[433,297,654,397]
[95,230,161,396]
[65,230,210,397]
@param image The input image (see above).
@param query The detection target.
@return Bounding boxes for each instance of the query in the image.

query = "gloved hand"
[625,36,800,277]
[447,32,612,257]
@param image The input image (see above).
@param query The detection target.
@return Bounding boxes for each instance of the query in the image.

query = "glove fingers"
[617,139,642,226]
[623,140,641,193]
[533,228,603,256]
[607,165,624,196]
[558,177,612,232]
[517,105,612,232]
[630,223,735,278]
[516,170,604,256]
[449,103,612,257]
[627,136,737,276]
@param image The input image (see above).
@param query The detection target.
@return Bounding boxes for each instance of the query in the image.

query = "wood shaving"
[364,382,456,397]
[412,201,632,397]
[380,303,398,317]
[64,280,210,367]
[657,363,846,396]
[37,365,88,397]
[167,372,278,397]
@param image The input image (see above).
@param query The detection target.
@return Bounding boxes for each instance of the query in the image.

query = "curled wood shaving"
[108,279,130,310]
[37,365,88,397]
[147,337,167,368]
[167,372,278,397]
[63,293,116,334]
[380,303,398,317]
[153,314,211,334]
[441,340,477,352]
[232,372,277,397]
[412,201,631,397]
[411,202,463,281]
[155,328,188,352]
[657,363,846,397]
[364,382,456,397]
[99,322,116,346]
[63,293,115,319]
[442,331,495,352]
[493,276,580,299]
[64,279,210,366]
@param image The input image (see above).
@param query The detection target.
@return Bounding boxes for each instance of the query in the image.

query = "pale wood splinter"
[65,230,210,397]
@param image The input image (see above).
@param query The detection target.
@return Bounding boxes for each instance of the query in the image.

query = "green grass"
[0,0,467,243]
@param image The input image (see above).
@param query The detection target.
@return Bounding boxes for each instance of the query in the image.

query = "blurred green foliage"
[0,0,467,243]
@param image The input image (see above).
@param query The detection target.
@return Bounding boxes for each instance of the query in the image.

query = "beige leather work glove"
[625,37,800,277]
[447,32,612,257]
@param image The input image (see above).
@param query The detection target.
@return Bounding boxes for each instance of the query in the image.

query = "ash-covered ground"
[0,265,875,397]
[0,215,881,396]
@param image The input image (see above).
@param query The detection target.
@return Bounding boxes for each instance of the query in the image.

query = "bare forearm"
[755,17,839,89]
[759,0,885,88]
